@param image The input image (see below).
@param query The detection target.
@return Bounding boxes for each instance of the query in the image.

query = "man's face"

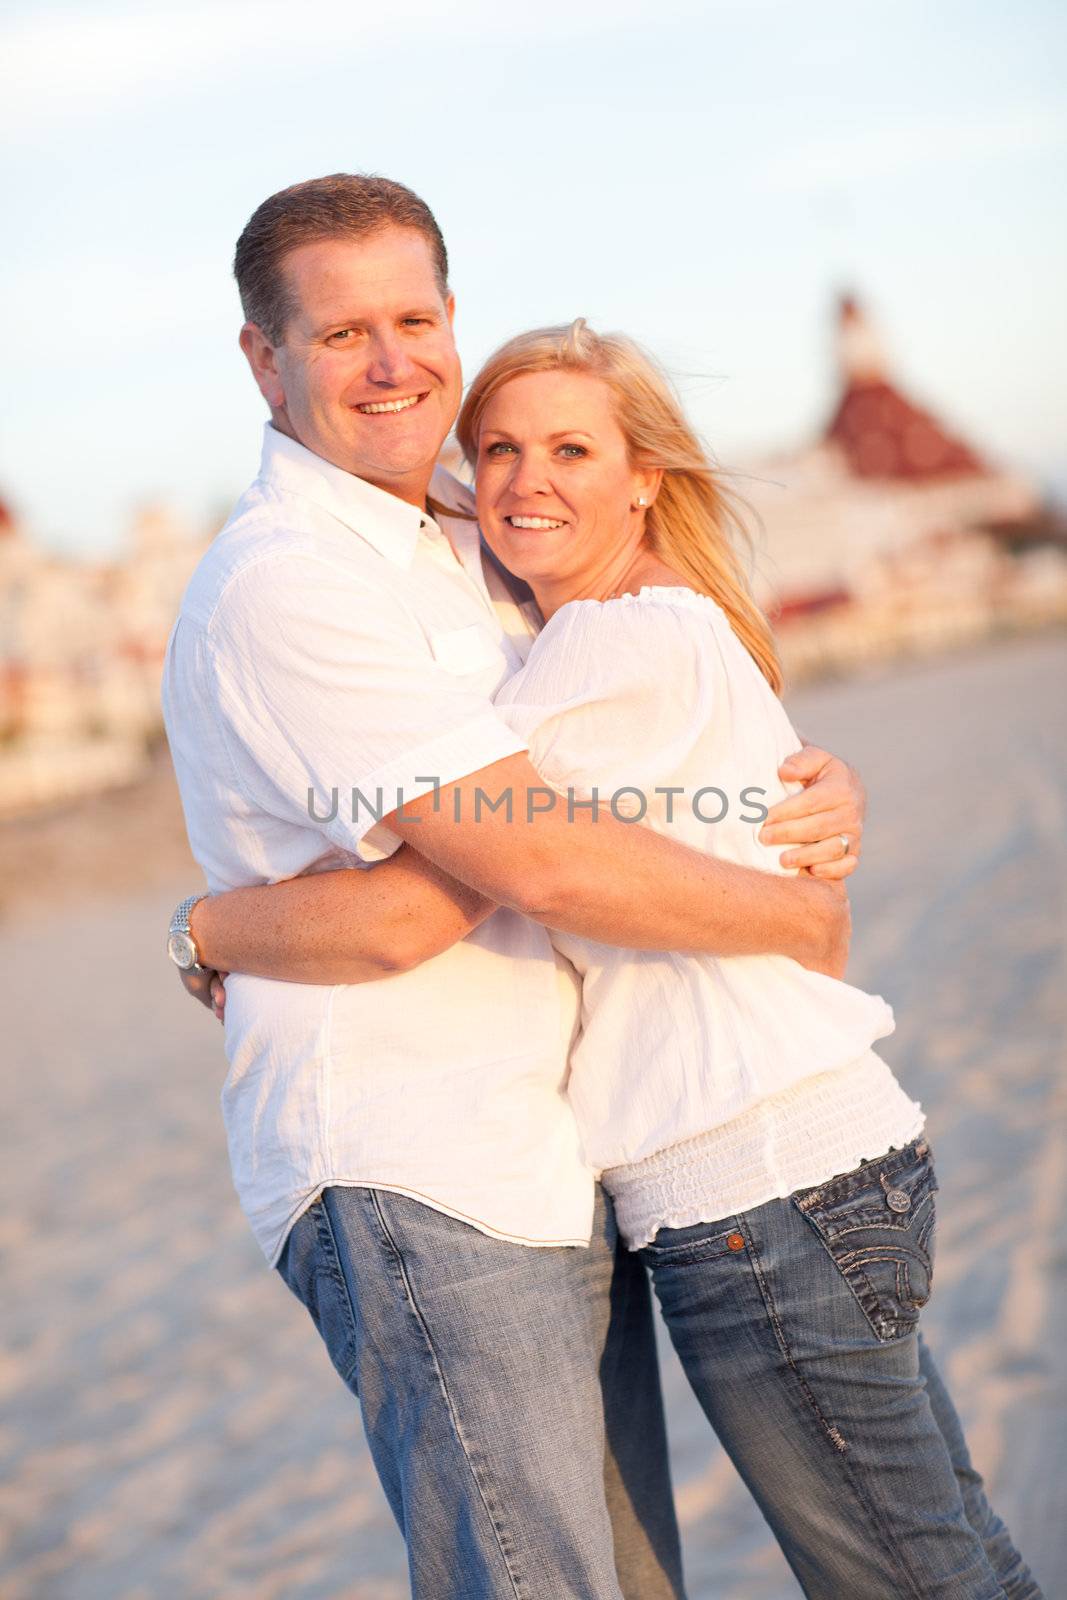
[243,226,462,507]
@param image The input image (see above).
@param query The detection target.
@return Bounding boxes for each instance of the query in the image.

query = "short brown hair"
[234,173,449,343]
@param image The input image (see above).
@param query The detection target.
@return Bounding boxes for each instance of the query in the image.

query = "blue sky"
[2,0,1065,556]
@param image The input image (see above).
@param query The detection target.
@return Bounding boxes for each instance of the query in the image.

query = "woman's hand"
[760,744,866,880]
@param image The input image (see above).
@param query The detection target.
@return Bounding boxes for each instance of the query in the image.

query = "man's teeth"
[507,516,565,530]
[357,395,422,414]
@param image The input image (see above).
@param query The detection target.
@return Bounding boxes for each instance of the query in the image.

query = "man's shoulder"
[177,477,381,630]
[430,464,476,517]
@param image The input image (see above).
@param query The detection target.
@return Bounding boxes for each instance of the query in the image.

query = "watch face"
[168,931,197,970]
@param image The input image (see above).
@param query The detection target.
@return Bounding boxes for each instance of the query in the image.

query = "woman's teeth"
[356,395,422,414]
[507,516,565,530]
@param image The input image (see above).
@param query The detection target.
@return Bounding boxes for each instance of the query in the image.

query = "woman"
[190,322,1040,1599]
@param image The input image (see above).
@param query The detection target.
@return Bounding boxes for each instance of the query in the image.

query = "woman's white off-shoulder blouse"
[494,587,922,1247]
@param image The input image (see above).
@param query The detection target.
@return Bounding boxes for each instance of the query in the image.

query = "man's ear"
[445,292,456,331]
[239,322,286,410]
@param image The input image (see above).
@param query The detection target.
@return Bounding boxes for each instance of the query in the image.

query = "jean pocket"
[278,1198,361,1390]
[642,1219,745,1267]
[792,1139,938,1342]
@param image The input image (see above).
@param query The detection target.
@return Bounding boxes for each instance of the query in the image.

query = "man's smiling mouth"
[506,516,566,530]
[355,393,426,415]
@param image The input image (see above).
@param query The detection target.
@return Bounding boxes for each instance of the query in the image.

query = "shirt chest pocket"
[429,623,507,679]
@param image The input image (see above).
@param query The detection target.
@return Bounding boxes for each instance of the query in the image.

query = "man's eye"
[329,329,356,343]
[402,317,433,328]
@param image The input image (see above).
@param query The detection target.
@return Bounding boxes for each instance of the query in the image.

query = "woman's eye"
[485,442,516,457]
[558,444,587,459]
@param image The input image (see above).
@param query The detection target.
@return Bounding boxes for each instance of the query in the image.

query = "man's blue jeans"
[640,1138,1043,1600]
[277,1183,685,1600]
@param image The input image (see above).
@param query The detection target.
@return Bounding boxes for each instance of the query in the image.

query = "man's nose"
[366,332,418,389]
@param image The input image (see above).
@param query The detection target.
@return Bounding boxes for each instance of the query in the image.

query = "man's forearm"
[189,748,851,987]
[191,848,496,983]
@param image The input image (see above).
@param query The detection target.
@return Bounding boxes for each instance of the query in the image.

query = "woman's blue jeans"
[640,1138,1043,1600]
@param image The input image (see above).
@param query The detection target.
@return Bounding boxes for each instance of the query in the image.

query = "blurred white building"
[0,501,211,817]
[742,294,1067,679]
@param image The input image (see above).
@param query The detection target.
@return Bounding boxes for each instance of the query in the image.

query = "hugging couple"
[161,174,1039,1599]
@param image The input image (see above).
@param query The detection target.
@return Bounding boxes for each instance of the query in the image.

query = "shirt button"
[886,1188,911,1213]
[726,1232,745,1251]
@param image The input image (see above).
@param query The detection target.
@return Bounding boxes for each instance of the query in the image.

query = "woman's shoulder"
[495,581,711,700]
[546,582,727,649]
[501,588,724,722]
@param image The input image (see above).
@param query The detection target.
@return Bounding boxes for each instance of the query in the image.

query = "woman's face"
[474,370,656,593]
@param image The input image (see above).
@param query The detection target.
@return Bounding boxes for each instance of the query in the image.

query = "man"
[163,174,866,1600]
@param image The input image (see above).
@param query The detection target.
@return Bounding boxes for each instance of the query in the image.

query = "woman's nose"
[507,455,552,497]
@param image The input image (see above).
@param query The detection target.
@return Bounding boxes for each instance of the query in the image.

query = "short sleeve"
[207,552,528,862]
[493,597,715,798]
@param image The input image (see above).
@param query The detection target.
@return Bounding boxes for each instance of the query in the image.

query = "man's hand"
[759,745,867,881]
[179,965,227,1022]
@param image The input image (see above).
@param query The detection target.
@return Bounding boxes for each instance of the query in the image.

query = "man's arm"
[182,738,861,1012]
[175,558,856,1008]
[180,744,860,1012]
[190,846,496,984]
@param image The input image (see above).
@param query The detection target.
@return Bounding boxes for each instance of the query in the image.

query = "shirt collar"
[258,422,430,567]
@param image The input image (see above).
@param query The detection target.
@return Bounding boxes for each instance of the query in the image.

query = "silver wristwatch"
[167,893,209,973]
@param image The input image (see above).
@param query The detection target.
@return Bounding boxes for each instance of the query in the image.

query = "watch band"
[170,894,208,938]
[168,893,209,972]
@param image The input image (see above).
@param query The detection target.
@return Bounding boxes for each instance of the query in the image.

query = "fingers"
[180,965,216,1010]
[766,777,851,825]
[808,854,859,881]
[761,807,859,852]
[772,752,866,832]
[778,744,830,783]
[778,835,856,871]
[210,972,228,1024]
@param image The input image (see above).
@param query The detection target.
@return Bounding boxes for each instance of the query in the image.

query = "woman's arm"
[189,845,496,985]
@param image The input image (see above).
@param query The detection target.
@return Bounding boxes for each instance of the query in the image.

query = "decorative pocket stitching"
[793,1147,938,1341]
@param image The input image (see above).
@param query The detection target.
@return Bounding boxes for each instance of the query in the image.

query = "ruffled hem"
[557,585,725,621]
[605,1049,925,1249]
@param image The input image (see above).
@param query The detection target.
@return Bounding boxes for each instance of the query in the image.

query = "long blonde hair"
[455,319,782,696]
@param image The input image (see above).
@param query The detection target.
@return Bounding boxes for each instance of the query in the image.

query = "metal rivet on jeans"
[886,1188,911,1213]
[727,1232,745,1251]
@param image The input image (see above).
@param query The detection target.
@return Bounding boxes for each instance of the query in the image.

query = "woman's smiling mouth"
[506,515,567,530]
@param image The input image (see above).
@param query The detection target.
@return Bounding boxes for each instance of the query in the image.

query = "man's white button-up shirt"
[162,425,588,1266]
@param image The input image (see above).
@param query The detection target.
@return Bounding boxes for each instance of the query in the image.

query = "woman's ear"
[632,466,664,510]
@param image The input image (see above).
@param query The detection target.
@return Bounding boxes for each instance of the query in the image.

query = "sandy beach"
[1,628,1065,1600]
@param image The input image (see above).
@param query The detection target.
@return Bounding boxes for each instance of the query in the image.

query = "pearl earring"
[634,496,648,509]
